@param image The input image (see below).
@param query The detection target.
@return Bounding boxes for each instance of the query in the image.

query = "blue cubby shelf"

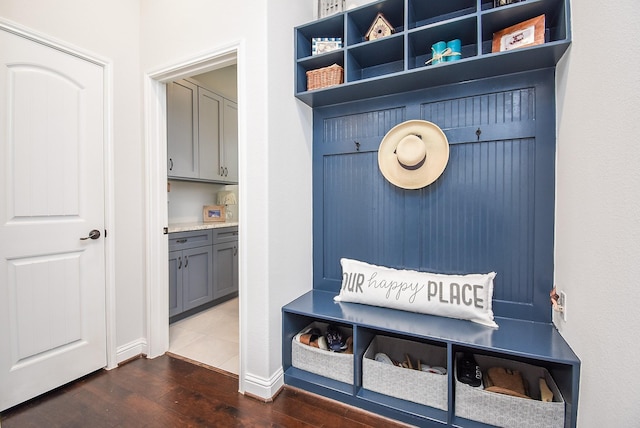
[294,0,571,107]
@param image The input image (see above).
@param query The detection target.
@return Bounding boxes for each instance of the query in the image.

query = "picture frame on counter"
[203,205,225,223]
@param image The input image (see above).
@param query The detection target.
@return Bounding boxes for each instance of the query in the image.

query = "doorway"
[166,66,240,374]
[144,44,245,390]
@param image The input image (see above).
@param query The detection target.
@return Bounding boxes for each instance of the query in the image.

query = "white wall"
[555,0,640,425]
[0,0,146,357]
[139,0,313,397]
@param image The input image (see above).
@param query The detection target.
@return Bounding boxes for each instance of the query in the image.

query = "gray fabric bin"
[455,353,565,428]
[291,321,353,384]
[362,335,448,410]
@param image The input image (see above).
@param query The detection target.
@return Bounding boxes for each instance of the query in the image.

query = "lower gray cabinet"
[169,227,238,318]
[213,227,239,299]
[169,230,214,317]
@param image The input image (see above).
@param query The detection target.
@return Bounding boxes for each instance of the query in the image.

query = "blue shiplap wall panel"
[313,69,556,323]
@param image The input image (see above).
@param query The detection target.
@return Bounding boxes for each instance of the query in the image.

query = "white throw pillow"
[334,258,498,328]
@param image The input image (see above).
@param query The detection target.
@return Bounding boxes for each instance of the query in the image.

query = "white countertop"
[167,221,239,233]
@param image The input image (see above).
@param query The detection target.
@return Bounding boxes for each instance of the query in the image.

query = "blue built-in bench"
[282,290,580,427]
[285,1,578,426]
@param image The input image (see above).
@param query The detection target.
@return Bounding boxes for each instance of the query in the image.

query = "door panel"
[167,80,198,179]
[182,246,213,311]
[0,28,106,411]
[198,87,222,181]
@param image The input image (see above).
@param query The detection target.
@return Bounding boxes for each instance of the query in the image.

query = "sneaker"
[457,353,482,387]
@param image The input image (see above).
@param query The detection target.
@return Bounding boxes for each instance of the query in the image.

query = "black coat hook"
[476,128,482,141]
[354,141,360,151]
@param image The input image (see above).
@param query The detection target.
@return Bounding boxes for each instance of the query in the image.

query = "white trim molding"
[243,368,284,400]
[116,338,148,364]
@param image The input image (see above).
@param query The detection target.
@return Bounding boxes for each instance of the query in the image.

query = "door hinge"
[163,227,169,235]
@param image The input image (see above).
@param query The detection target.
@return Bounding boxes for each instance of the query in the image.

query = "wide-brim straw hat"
[377,120,449,189]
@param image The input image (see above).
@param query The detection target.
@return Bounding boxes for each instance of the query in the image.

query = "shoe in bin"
[457,353,482,387]
[325,324,347,352]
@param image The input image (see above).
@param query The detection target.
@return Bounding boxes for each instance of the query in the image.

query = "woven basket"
[306,63,344,91]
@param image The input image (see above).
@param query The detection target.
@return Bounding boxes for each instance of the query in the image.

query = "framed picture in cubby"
[492,14,545,53]
[494,0,525,7]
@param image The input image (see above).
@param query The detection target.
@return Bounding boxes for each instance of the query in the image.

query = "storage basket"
[363,335,448,410]
[306,64,344,91]
[455,353,565,428]
[291,321,353,384]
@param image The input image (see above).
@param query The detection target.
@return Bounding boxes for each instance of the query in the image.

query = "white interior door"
[0,28,107,411]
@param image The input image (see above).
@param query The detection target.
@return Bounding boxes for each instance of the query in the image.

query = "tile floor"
[168,297,239,374]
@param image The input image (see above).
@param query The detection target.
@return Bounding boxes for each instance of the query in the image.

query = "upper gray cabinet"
[167,80,199,179]
[222,99,238,183]
[167,79,238,184]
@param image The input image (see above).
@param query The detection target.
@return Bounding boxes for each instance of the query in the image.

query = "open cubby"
[345,0,405,46]
[346,34,404,82]
[407,16,478,69]
[408,0,477,29]
[295,0,571,107]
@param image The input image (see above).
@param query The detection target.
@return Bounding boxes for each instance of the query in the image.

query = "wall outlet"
[559,291,567,322]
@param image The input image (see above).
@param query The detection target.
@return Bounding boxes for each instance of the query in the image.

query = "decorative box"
[317,0,345,18]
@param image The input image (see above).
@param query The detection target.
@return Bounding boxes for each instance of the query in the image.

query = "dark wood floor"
[1,354,410,427]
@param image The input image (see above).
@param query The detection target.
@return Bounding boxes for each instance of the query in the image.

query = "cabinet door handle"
[184,256,188,268]
[178,256,182,269]
[233,245,237,256]
[176,239,187,243]
[220,166,224,176]
[169,158,174,171]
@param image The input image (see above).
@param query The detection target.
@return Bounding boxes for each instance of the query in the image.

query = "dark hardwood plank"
[0,355,410,427]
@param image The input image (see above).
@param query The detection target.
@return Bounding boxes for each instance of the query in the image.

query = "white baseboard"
[242,367,284,400]
[114,338,148,366]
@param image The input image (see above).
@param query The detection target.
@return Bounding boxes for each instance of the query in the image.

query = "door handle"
[80,229,101,240]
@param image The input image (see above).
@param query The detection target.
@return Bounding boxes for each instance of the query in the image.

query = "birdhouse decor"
[365,12,394,41]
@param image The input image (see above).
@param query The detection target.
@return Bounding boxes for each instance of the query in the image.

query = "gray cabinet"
[212,227,239,299]
[168,230,214,317]
[169,227,238,319]
[167,80,198,179]
[198,87,223,181]
[221,99,238,183]
[167,79,237,184]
